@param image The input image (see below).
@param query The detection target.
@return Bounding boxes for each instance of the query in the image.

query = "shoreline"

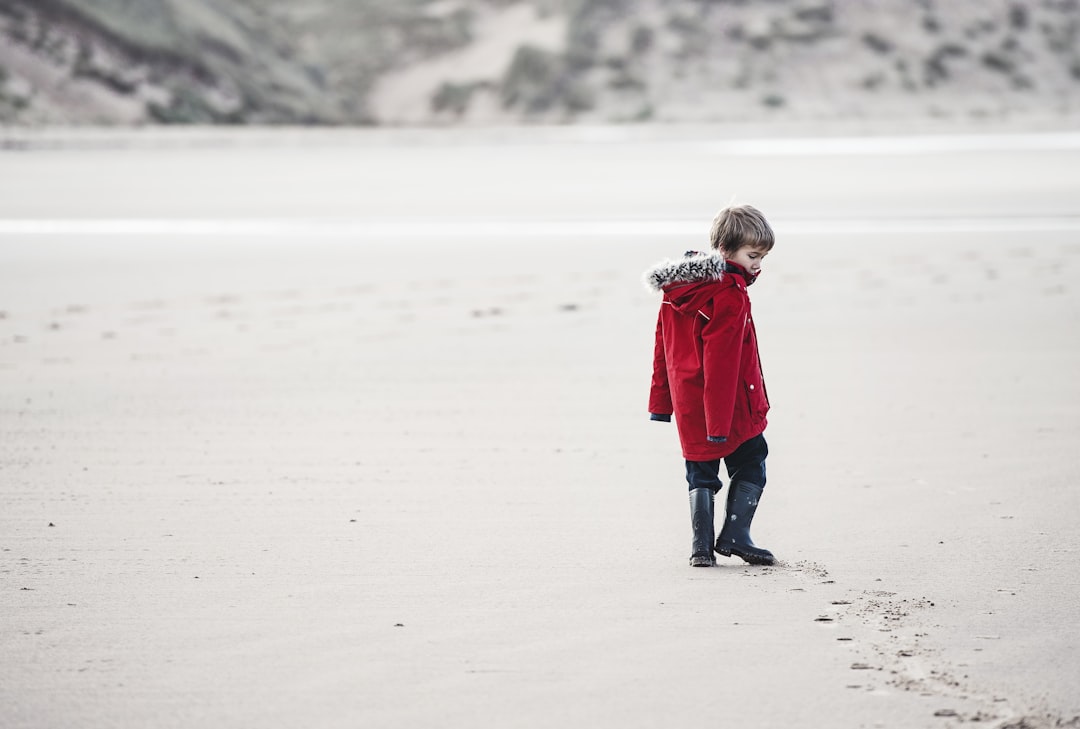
[3,113,1080,150]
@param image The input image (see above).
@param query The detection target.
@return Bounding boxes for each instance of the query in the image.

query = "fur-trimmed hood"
[643,250,727,294]
[644,250,756,315]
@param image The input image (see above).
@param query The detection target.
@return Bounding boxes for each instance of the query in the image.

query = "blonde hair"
[708,205,775,254]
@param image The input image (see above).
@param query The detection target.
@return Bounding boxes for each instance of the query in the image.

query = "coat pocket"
[743,379,769,423]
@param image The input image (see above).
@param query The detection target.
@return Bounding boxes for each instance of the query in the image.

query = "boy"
[644,204,776,567]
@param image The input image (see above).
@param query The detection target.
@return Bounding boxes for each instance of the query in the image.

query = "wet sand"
[2,127,1079,728]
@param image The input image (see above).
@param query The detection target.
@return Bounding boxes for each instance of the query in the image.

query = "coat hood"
[643,251,732,313]
[643,250,727,293]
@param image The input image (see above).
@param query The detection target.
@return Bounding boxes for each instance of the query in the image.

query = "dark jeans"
[685,434,768,493]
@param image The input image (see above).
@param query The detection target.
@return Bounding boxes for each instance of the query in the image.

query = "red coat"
[646,253,769,461]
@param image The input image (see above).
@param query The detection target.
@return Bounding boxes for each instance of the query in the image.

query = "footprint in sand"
[205,294,241,306]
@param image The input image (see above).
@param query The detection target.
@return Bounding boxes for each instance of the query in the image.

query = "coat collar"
[722,260,758,286]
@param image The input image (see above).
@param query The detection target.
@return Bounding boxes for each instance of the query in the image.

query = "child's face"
[725,245,770,277]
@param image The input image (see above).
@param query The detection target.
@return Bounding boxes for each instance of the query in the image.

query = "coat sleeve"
[700,293,747,441]
[648,309,673,420]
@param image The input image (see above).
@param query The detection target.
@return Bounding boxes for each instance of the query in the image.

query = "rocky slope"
[1,0,1079,126]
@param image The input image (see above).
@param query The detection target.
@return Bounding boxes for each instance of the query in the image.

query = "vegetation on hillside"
[1,0,1078,126]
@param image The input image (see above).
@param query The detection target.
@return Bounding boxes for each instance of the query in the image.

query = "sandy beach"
[2,126,1079,728]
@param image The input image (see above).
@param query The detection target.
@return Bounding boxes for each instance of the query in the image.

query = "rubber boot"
[689,488,716,567]
[715,481,776,565]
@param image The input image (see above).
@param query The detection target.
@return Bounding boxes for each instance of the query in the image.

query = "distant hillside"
[2,0,1079,126]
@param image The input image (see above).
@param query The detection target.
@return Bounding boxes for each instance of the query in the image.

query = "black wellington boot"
[715,481,776,565]
[688,488,716,567]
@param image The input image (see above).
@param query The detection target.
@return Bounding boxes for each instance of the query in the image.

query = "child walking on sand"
[644,204,776,567]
